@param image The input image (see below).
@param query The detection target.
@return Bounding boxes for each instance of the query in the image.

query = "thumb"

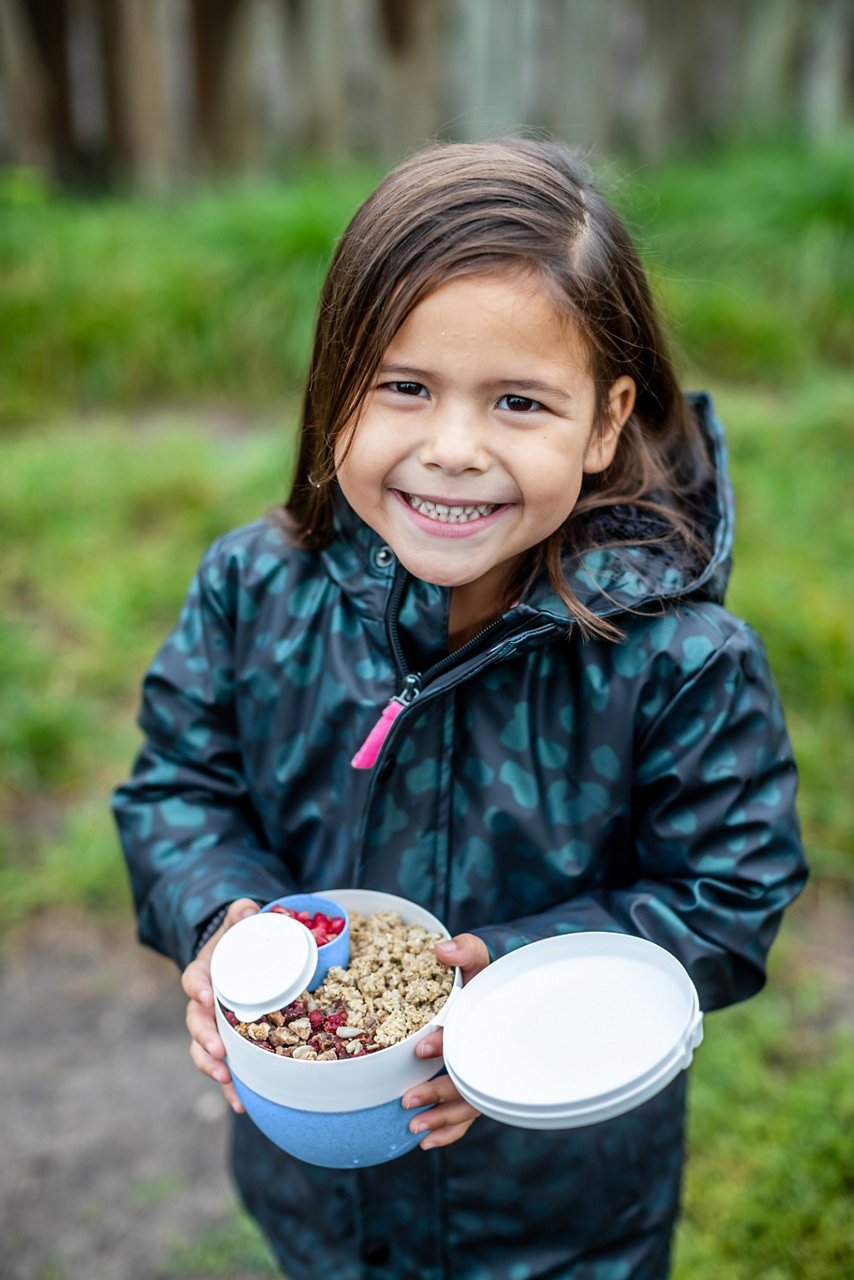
[435,932,490,983]
[225,898,261,926]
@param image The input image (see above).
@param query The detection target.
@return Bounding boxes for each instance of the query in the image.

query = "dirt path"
[0,914,273,1280]
[2,884,851,1280]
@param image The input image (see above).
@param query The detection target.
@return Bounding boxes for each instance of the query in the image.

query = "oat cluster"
[318,910,453,1045]
[226,909,454,1060]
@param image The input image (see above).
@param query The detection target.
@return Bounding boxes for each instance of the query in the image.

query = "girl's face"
[335,270,635,637]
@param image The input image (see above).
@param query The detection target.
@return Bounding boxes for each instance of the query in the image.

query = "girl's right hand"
[181,898,260,1114]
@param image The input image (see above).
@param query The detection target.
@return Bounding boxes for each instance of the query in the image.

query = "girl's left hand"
[401,932,490,1150]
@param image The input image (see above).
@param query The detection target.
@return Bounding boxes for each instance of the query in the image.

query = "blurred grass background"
[1,138,852,1276]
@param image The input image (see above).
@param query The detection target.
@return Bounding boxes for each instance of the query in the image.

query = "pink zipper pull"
[351,699,405,769]
[351,674,421,770]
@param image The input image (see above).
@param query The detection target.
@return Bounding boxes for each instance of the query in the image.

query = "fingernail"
[435,941,456,954]
[410,1121,428,1134]
[421,1139,436,1150]
[207,1040,220,1055]
[199,988,212,1006]
[239,907,257,919]
[405,1096,421,1110]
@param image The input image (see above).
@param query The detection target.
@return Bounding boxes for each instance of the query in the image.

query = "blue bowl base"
[232,1075,438,1169]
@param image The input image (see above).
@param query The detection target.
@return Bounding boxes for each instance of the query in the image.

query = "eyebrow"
[377,365,575,401]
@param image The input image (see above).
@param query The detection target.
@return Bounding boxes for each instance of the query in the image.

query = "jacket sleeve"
[474,622,808,1012]
[112,541,295,970]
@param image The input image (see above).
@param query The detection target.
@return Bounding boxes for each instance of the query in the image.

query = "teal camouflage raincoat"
[114,395,806,1279]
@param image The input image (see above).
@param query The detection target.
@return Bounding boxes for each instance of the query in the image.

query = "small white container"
[210,912,319,1024]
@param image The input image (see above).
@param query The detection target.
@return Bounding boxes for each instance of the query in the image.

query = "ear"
[583,376,636,474]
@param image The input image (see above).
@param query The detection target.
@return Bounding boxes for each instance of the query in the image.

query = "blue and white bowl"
[213,888,461,1168]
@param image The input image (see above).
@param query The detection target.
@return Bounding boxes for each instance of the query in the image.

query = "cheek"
[526,462,585,527]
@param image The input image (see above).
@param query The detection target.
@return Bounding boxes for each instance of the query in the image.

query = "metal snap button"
[373,545,395,568]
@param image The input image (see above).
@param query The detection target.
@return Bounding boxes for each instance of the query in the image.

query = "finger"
[433,932,490,984]
[402,1068,459,1110]
[223,898,261,928]
[418,1118,478,1150]
[221,1080,245,1115]
[403,1072,478,1115]
[181,956,213,1005]
[189,1041,245,1114]
[415,1026,444,1061]
[409,1097,479,1131]
[186,1001,225,1059]
[190,1036,233,1086]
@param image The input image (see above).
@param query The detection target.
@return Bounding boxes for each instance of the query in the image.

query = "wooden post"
[114,0,174,191]
[0,0,53,171]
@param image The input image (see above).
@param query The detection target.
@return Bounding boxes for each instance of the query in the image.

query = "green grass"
[0,166,379,425]
[0,414,291,925]
[165,1209,277,1275]
[1,139,851,425]
[616,139,854,384]
[673,955,854,1279]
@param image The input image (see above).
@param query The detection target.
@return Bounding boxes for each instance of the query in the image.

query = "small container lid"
[210,912,318,1023]
[441,932,703,1129]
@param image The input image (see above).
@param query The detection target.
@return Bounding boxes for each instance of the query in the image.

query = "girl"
[113,139,806,1279]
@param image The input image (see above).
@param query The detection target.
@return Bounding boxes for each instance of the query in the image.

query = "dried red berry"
[308,1009,325,1030]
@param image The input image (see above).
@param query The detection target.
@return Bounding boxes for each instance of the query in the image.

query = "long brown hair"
[283,138,711,637]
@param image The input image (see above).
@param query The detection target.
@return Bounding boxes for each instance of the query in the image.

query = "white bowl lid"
[441,932,703,1128]
[210,913,317,1021]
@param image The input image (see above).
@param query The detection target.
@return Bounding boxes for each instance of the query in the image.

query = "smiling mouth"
[403,493,502,524]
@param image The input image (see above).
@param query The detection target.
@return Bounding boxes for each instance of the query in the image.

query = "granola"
[222,910,454,1060]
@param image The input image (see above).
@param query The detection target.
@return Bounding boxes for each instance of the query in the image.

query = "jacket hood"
[326,392,733,629]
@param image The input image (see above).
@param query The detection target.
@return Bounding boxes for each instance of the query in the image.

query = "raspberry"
[269,904,343,948]
[308,1009,325,1030]
[324,1010,347,1033]
[282,1000,307,1021]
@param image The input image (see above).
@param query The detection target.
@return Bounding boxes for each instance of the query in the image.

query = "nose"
[418,402,490,475]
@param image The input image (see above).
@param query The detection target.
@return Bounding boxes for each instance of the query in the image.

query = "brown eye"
[386,381,428,398]
[498,394,542,413]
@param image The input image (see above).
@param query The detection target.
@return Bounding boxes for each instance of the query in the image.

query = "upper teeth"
[407,495,498,523]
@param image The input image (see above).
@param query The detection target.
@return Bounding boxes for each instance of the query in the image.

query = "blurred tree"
[0,0,850,188]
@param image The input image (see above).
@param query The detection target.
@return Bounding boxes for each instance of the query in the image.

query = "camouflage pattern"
[113,395,806,1278]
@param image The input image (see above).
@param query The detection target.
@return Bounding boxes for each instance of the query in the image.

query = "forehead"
[384,269,587,370]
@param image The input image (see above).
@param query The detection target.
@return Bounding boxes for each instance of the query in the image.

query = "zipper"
[352,568,511,770]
